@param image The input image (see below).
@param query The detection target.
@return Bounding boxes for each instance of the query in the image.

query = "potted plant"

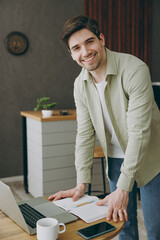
[34,97,57,118]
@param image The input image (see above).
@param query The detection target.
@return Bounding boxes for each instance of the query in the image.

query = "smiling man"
[49,15,160,240]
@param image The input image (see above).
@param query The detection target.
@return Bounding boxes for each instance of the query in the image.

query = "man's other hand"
[96,188,129,222]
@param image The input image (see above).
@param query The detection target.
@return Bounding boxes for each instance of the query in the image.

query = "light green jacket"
[74,48,160,192]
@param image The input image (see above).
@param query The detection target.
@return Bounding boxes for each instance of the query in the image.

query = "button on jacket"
[74,48,160,192]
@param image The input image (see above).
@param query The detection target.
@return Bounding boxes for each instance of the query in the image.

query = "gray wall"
[0,0,83,178]
[0,0,159,178]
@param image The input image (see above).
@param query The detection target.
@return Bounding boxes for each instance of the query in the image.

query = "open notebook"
[53,194,108,223]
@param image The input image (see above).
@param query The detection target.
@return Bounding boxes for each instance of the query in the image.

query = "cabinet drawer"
[27,118,77,133]
[27,130,76,145]
[43,167,76,182]
[27,140,75,158]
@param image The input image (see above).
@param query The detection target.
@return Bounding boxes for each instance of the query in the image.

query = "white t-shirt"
[95,80,124,158]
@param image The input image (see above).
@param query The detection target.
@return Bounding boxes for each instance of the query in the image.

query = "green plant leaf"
[34,97,57,110]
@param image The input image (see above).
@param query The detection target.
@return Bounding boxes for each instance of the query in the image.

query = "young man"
[49,15,160,239]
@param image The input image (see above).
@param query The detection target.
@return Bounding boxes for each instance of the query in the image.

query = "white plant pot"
[42,110,53,118]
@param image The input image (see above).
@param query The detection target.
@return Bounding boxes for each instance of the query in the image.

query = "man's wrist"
[117,187,129,196]
[77,183,86,191]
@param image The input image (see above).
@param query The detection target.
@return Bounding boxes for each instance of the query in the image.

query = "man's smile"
[81,53,96,63]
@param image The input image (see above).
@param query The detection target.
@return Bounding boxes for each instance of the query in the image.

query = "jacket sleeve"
[117,64,154,191]
[74,78,95,184]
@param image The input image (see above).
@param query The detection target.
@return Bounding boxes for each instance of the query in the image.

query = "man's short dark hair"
[60,15,100,49]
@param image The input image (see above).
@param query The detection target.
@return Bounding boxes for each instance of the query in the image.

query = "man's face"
[68,28,106,72]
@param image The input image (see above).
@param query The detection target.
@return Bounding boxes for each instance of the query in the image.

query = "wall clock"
[6,31,29,56]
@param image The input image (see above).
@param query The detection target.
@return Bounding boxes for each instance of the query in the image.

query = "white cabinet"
[27,118,77,197]
[22,111,109,197]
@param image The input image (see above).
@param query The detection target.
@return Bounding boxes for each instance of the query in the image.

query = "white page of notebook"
[53,195,108,223]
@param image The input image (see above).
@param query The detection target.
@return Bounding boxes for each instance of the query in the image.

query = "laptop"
[0,181,77,235]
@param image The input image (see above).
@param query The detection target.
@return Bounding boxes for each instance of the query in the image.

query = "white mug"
[37,218,66,240]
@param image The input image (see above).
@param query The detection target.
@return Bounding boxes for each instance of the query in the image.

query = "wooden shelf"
[20,110,76,122]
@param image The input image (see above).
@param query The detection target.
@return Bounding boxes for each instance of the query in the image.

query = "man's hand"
[48,183,86,201]
[96,188,129,222]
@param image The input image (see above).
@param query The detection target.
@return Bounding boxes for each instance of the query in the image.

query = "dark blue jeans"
[108,157,160,240]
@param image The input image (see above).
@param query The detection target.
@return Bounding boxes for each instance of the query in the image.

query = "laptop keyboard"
[19,203,46,228]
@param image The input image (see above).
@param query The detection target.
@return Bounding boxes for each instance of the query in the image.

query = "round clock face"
[6,32,29,55]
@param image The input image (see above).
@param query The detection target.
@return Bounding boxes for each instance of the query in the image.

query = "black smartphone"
[77,221,116,239]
